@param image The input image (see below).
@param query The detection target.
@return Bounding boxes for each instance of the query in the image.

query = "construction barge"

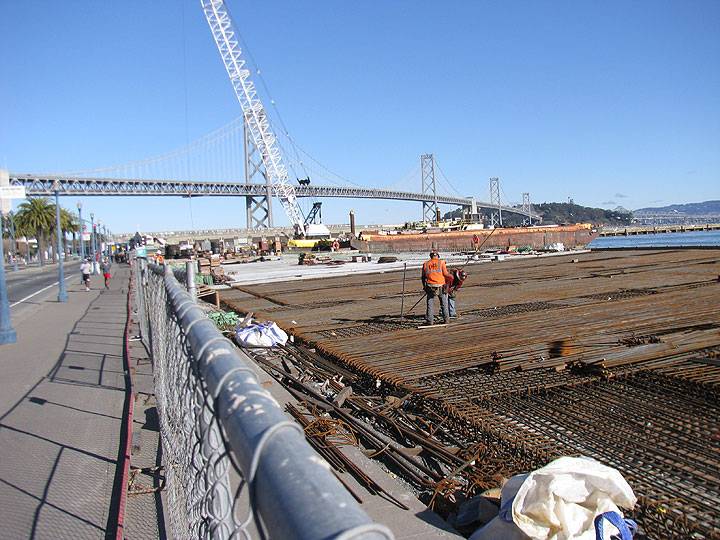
[351,223,598,252]
[219,248,720,539]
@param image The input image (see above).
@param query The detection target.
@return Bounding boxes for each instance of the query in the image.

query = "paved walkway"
[0,267,130,538]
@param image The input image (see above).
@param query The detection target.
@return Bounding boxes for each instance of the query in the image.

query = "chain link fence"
[133,258,393,540]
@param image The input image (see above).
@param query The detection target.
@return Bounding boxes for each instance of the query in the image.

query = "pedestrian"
[80,258,92,291]
[445,268,468,319]
[101,258,112,289]
[421,250,452,325]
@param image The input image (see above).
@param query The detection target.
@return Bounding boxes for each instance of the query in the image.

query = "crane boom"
[200,0,306,235]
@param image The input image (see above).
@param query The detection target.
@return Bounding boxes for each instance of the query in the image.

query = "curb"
[115,268,136,539]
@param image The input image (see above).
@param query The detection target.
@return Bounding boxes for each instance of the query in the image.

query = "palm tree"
[60,209,79,256]
[15,198,55,265]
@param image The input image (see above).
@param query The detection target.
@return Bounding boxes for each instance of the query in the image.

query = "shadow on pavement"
[0,289,129,539]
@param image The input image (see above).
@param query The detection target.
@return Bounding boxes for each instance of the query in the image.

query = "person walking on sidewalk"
[101,258,112,289]
[421,250,452,325]
[80,258,92,291]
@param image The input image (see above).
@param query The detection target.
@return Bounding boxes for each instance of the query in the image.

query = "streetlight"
[97,220,104,260]
[6,211,18,272]
[101,223,107,259]
[77,202,85,261]
[53,182,68,302]
[90,213,97,274]
[0,223,16,344]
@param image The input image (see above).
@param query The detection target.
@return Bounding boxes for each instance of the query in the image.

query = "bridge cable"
[382,164,421,192]
[433,159,463,197]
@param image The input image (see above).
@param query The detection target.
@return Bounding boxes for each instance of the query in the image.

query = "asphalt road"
[5,261,79,305]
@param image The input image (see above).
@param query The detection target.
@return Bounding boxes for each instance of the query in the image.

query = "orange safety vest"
[422,258,449,286]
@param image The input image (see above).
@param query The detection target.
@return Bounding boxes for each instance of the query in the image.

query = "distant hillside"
[534,203,632,225]
[634,200,720,215]
[443,202,632,226]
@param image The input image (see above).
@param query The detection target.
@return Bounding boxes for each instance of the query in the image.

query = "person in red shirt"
[421,251,453,325]
[445,268,468,318]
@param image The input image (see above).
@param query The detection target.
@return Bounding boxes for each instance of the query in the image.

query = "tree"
[58,208,79,259]
[15,198,55,265]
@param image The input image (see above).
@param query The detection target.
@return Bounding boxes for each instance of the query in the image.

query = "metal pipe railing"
[137,259,392,539]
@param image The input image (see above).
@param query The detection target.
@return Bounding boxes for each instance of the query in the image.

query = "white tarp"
[235,321,288,347]
[471,456,637,540]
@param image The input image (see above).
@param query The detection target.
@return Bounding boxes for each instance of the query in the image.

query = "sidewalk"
[0,267,130,538]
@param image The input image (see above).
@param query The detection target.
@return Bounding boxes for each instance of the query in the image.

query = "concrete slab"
[0,268,130,538]
[219,250,590,286]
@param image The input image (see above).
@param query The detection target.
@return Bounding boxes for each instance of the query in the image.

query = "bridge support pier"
[243,113,273,229]
[246,194,272,229]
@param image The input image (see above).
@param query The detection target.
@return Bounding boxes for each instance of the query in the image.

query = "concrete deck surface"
[0,268,129,539]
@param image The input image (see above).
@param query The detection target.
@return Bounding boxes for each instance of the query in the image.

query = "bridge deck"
[8,173,537,218]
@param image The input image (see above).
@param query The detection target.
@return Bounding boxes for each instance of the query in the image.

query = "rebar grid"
[412,366,720,539]
[216,249,720,538]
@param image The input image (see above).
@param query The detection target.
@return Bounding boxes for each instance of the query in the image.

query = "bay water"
[590,229,720,249]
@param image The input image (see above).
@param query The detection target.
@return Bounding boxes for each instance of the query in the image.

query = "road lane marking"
[9,275,76,308]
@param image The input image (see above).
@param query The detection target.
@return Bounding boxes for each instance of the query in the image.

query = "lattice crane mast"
[200,0,306,235]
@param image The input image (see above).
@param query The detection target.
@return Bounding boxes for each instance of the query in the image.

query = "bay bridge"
[7,172,533,217]
[5,153,538,233]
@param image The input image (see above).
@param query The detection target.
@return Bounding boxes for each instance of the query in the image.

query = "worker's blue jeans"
[448,295,457,317]
[425,286,449,325]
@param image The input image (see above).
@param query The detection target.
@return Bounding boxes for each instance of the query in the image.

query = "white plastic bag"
[512,456,636,540]
[471,457,636,540]
[235,321,288,347]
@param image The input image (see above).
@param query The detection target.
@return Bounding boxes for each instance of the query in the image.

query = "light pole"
[6,211,18,272]
[54,183,68,303]
[101,223,107,259]
[0,224,16,344]
[77,202,85,261]
[90,213,97,274]
[97,221,104,260]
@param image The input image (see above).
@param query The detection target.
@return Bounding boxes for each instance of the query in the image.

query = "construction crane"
[200,0,307,236]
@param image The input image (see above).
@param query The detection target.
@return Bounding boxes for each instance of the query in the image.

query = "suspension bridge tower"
[521,192,532,226]
[243,111,274,229]
[421,154,438,223]
[489,177,503,227]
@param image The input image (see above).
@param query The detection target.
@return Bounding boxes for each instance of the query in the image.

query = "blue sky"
[1,0,718,233]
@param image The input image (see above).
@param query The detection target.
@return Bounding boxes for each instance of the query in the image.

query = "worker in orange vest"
[421,250,453,325]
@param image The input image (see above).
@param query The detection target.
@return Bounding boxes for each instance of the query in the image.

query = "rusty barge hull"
[351,224,598,253]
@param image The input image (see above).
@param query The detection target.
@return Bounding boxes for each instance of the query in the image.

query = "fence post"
[186,260,197,302]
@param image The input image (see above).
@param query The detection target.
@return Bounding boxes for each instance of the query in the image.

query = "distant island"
[443,199,720,227]
[634,200,720,216]
[632,200,720,225]
[443,202,632,227]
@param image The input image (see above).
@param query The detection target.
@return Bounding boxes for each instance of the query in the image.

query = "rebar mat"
[414,364,720,539]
